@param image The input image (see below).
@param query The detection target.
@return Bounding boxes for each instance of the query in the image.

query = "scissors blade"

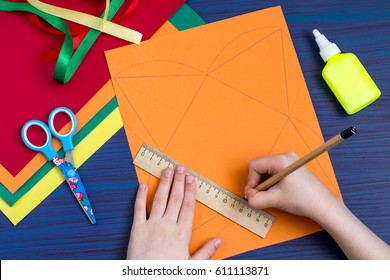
[52,156,97,224]
[64,151,75,166]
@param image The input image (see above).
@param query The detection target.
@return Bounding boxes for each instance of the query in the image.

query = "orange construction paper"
[105,6,342,259]
[0,81,114,194]
[1,20,180,195]
[0,0,184,190]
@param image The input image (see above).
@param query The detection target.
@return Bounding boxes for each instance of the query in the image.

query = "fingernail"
[186,175,194,183]
[215,239,222,249]
[177,165,185,174]
[164,168,173,178]
[139,183,147,191]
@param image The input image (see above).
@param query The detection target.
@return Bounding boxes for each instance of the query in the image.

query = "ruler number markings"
[133,144,275,238]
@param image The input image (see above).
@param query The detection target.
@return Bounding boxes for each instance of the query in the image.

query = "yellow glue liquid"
[313,29,381,115]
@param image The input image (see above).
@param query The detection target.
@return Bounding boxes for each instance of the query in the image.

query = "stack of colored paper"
[0,0,201,225]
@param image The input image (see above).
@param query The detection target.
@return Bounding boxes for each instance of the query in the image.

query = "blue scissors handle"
[48,107,77,152]
[21,120,57,160]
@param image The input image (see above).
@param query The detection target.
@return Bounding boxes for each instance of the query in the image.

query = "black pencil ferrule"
[340,126,357,140]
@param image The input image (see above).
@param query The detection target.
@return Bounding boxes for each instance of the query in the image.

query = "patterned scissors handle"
[21,107,77,160]
[21,107,96,224]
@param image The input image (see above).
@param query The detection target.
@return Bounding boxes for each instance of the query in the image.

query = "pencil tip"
[340,126,357,139]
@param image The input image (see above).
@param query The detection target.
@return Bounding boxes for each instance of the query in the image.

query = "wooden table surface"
[0,0,389,259]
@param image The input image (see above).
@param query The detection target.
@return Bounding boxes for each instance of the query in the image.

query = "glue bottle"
[313,29,381,114]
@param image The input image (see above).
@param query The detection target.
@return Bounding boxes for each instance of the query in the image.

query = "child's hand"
[244,152,336,219]
[127,165,222,260]
[245,152,390,260]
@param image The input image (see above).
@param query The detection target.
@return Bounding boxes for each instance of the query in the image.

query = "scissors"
[21,107,96,224]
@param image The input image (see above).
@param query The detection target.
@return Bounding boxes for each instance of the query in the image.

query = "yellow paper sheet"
[0,91,123,225]
[0,21,177,224]
[106,6,342,259]
[0,79,115,193]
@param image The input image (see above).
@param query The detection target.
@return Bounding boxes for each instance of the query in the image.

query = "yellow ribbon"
[27,0,142,44]
[101,0,110,30]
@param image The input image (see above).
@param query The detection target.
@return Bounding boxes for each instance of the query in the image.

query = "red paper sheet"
[0,0,185,178]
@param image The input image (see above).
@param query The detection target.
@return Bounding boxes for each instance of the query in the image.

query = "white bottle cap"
[313,29,341,62]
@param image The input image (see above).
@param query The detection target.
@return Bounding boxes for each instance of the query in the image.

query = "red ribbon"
[25,0,139,62]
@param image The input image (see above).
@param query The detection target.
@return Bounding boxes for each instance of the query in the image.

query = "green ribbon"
[0,0,125,84]
[0,2,205,207]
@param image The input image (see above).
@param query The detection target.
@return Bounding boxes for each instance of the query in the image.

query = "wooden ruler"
[133,144,275,238]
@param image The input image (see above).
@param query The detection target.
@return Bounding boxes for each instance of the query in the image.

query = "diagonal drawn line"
[289,75,324,142]
[192,213,220,231]
[289,119,339,195]
[267,117,290,155]
[208,75,288,117]
[291,116,323,140]
[163,73,209,153]
[123,122,146,146]
[207,28,289,116]
[279,29,290,116]
[189,216,233,248]
[191,211,234,240]
[284,72,324,143]
[114,60,209,154]
[208,27,281,74]
[108,21,341,249]
[114,78,160,151]
[287,67,304,116]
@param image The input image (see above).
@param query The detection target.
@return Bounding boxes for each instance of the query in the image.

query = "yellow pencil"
[256,126,357,191]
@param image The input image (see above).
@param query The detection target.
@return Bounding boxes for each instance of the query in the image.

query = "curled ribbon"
[35,0,140,63]
[27,0,142,44]
[0,0,142,84]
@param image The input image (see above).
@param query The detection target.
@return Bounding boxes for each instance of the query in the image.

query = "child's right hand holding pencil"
[244,152,390,259]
